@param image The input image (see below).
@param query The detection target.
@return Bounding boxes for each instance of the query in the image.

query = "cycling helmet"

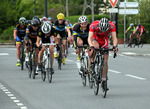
[130,23,134,27]
[57,13,65,19]
[41,22,51,34]
[138,23,141,27]
[31,19,39,27]
[99,17,110,32]
[48,17,52,20]
[19,17,26,25]
[78,16,88,23]
[41,17,48,22]
[32,15,40,24]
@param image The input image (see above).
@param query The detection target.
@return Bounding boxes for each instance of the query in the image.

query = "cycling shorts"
[16,36,25,44]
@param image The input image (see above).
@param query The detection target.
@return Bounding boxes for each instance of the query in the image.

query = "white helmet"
[78,16,88,23]
[99,17,110,32]
[41,21,51,34]
[130,23,134,27]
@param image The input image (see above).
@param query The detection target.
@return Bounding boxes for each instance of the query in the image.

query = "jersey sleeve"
[14,23,20,30]
[127,26,131,31]
[50,27,55,35]
[89,24,95,32]
[109,22,116,32]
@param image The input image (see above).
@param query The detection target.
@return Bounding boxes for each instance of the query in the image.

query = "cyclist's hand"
[89,46,94,57]
[113,46,118,53]
[14,39,17,43]
[39,44,42,51]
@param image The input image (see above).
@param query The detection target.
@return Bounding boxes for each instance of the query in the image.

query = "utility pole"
[33,0,36,14]
[124,0,126,48]
[45,0,47,17]
[66,0,69,17]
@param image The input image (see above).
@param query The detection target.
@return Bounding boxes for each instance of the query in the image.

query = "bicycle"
[27,44,37,79]
[40,43,55,83]
[90,48,116,98]
[78,45,91,87]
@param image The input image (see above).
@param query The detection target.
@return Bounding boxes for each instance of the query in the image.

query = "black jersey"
[15,23,27,38]
[53,19,69,31]
[73,23,90,38]
[26,25,40,39]
[38,27,56,43]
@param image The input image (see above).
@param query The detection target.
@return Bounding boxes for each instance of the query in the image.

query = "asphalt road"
[0,45,150,109]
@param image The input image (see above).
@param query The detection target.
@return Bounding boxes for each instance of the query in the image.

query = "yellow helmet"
[57,13,65,19]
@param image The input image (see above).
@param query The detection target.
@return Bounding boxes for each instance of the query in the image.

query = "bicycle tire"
[93,55,100,95]
[32,50,36,79]
[80,58,86,86]
[20,45,24,70]
[100,61,108,98]
[47,55,52,83]
[28,55,32,78]
[58,49,62,70]
[41,70,46,81]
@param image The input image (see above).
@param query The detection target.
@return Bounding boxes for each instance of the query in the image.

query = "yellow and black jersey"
[15,22,27,38]
[73,23,90,38]
[53,19,69,31]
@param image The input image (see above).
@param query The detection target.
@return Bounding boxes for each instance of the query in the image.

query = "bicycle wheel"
[20,46,24,70]
[80,58,86,86]
[41,63,46,81]
[47,55,52,83]
[100,61,108,98]
[93,55,100,95]
[32,51,36,79]
[58,50,62,70]
[65,42,68,58]
[28,54,32,78]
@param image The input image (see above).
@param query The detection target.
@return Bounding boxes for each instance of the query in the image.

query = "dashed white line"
[0,83,28,109]
[125,74,146,80]
[0,53,9,55]
[108,69,121,74]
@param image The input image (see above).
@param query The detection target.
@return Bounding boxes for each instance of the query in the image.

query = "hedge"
[66,14,110,24]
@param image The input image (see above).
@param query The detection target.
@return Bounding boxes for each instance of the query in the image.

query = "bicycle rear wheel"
[32,51,36,79]
[58,50,62,70]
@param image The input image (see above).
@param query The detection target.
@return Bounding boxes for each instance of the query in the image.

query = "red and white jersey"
[89,20,116,38]
[89,20,116,48]
[136,25,145,33]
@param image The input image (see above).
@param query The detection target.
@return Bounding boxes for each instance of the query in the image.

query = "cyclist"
[133,23,145,44]
[48,17,53,25]
[25,19,41,74]
[32,15,41,25]
[88,18,118,84]
[124,23,136,46]
[14,17,27,66]
[53,13,71,64]
[36,21,56,74]
[73,16,90,61]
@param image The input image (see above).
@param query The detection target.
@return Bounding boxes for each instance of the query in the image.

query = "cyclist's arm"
[111,32,118,47]
[66,27,71,38]
[73,35,78,49]
[36,36,41,47]
[133,26,138,34]
[88,32,94,47]
[14,30,17,39]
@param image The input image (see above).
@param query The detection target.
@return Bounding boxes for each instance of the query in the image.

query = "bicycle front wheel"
[41,63,46,81]
[47,55,52,83]
[20,46,24,70]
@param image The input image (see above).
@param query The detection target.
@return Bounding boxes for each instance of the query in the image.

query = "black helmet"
[32,16,41,25]
[138,23,141,27]
[31,19,39,27]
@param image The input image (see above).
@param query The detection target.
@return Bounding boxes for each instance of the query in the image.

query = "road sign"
[119,2,140,8]
[119,9,140,15]
[109,8,118,13]
[109,0,119,8]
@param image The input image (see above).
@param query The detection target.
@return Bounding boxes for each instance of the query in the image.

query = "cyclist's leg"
[16,36,22,66]
[25,38,32,61]
[49,45,54,67]
[38,45,45,64]
[77,37,83,60]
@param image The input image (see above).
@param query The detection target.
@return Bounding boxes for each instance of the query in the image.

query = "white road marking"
[0,53,9,55]
[0,83,28,109]
[125,74,146,80]
[108,69,121,74]
[122,52,137,55]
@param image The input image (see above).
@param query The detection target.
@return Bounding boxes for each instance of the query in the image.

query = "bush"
[0,26,14,42]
